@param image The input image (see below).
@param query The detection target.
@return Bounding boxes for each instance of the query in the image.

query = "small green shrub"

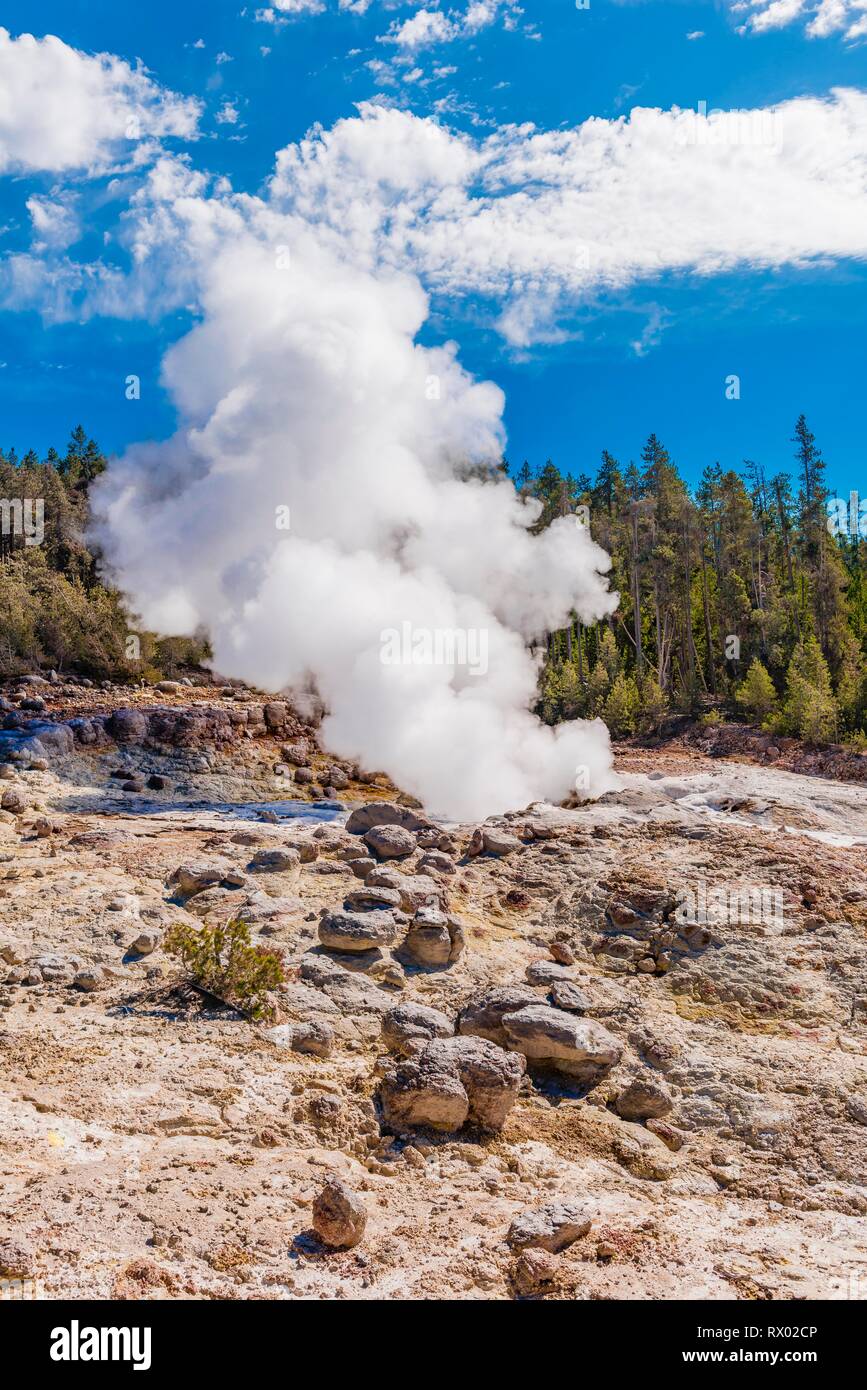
[163,918,285,1021]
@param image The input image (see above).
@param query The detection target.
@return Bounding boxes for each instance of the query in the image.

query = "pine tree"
[637,673,668,733]
[603,672,639,738]
[735,659,778,724]
[783,637,837,742]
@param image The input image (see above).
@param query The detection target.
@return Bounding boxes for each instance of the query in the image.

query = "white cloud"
[26,193,81,250]
[384,9,456,49]
[215,101,241,125]
[10,92,867,350]
[381,1,521,50]
[255,0,326,21]
[268,93,867,344]
[734,0,867,38]
[0,27,200,176]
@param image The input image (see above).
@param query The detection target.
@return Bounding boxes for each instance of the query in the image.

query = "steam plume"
[94,220,618,819]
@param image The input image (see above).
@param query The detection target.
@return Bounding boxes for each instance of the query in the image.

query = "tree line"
[3,416,865,750]
[0,426,208,679]
[513,416,867,745]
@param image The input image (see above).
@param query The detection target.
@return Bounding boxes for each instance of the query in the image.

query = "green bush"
[735,658,779,725]
[163,919,285,1021]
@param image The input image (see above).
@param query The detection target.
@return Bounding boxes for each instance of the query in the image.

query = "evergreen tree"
[735,658,778,724]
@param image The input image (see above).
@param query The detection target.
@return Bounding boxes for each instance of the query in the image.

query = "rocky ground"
[1,675,866,1302]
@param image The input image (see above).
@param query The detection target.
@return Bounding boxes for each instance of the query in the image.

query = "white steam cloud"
[94,221,618,820]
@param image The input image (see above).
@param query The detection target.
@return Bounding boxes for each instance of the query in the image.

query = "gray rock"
[379,1034,524,1134]
[500,1004,623,1082]
[364,824,417,860]
[402,906,465,969]
[248,848,301,874]
[381,1000,454,1056]
[343,885,402,912]
[130,930,161,956]
[345,801,430,835]
[549,980,593,1013]
[615,1075,674,1121]
[312,1178,367,1249]
[417,850,456,876]
[458,986,541,1046]
[167,863,227,897]
[108,708,149,742]
[263,701,289,729]
[33,953,81,983]
[318,909,398,953]
[366,867,443,910]
[280,743,310,766]
[299,955,391,1015]
[468,825,523,857]
[350,857,376,880]
[290,1020,334,1057]
[525,960,574,985]
[74,967,107,992]
[507,1202,592,1253]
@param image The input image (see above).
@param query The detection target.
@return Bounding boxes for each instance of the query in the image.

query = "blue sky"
[1,0,866,495]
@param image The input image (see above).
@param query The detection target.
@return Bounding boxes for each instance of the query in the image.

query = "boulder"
[67,717,107,746]
[318,909,398,953]
[507,1202,592,1253]
[499,1004,623,1082]
[312,1179,367,1249]
[280,743,310,766]
[129,930,161,956]
[263,701,289,729]
[379,1035,524,1134]
[167,863,227,897]
[615,1075,674,1122]
[467,826,523,857]
[402,906,465,968]
[20,722,75,758]
[364,825,417,860]
[290,1020,334,1058]
[512,1248,559,1296]
[525,960,573,986]
[366,867,443,911]
[381,1000,454,1056]
[343,885,402,912]
[74,967,108,993]
[457,986,540,1045]
[549,980,593,1014]
[248,848,301,875]
[345,801,430,835]
[33,953,81,984]
[417,850,456,876]
[108,709,149,742]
